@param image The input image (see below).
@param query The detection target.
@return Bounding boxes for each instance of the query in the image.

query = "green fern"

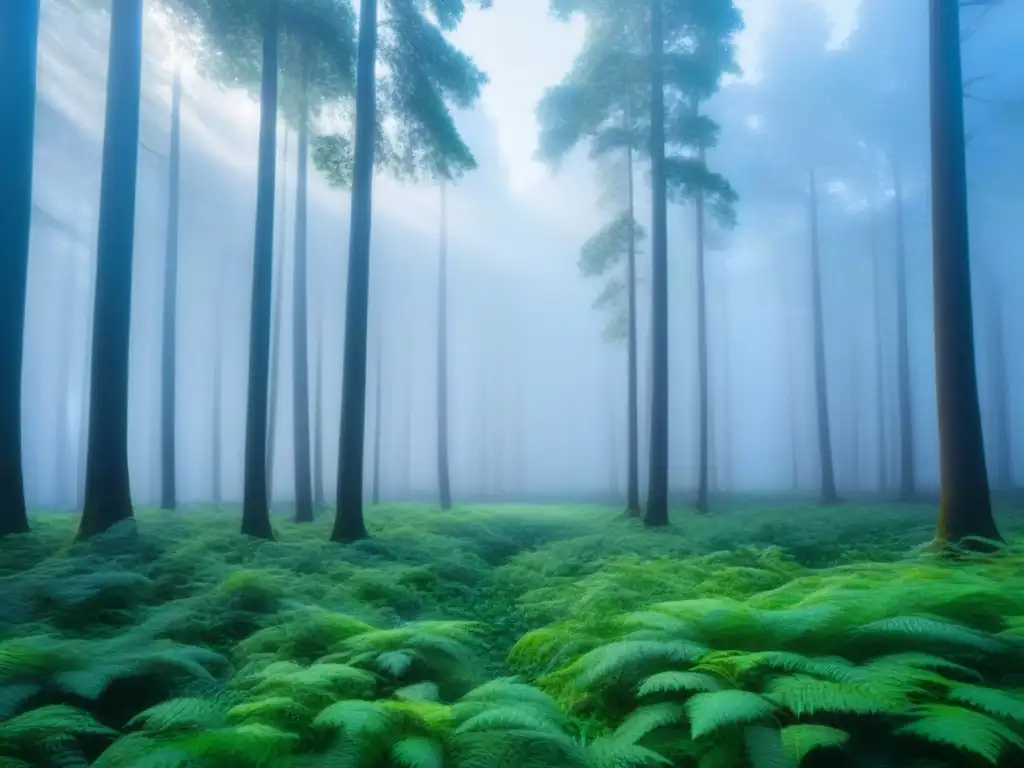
[896,704,1024,764]
[685,690,777,740]
[779,724,849,764]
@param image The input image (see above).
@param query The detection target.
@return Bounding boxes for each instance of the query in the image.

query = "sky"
[449,0,862,195]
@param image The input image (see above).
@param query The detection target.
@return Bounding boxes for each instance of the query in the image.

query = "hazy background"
[21,0,1024,509]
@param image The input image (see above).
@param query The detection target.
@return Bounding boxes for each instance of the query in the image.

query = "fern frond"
[395,682,441,701]
[780,724,849,764]
[896,704,1024,764]
[743,724,790,768]
[946,683,1024,723]
[765,674,912,717]
[585,735,672,767]
[127,697,226,733]
[391,736,446,768]
[569,640,708,690]
[686,690,777,740]
[854,616,1005,654]
[612,702,687,744]
[0,705,115,743]
[637,671,723,697]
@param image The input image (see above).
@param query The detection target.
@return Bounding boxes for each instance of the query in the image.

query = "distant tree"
[437,180,453,510]
[928,0,1001,544]
[0,0,40,537]
[372,336,383,506]
[79,0,145,538]
[160,64,183,512]
[266,130,289,510]
[330,0,489,543]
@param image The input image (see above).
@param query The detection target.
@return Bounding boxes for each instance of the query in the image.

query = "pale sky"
[451,0,861,195]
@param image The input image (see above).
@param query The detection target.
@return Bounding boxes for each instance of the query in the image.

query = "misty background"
[21,0,1023,510]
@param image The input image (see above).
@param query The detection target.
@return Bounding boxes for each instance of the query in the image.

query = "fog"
[20,0,1024,511]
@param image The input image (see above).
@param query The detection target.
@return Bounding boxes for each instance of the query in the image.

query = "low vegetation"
[2,503,1024,767]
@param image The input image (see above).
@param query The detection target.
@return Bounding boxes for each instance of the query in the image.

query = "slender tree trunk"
[870,213,889,495]
[159,64,182,511]
[212,328,222,508]
[850,321,861,492]
[266,129,288,507]
[292,66,314,523]
[644,0,670,527]
[372,340,382,505]
[929,0,1000,544]
[0,0,40,536]
[240,4,279,540]
[694,144,709,514]
[893,162,917,501]
[984,273,1012,489]
[56,266,76,508]
[313,305,325,508]
[808,169,839,505]
[623,143,641,517]
[79,0,144,538]
[332,0,378,542]
[436,181,453,510]
[787,306,800,492]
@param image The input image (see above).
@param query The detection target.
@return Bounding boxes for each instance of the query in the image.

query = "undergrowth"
[0,502,1022,766]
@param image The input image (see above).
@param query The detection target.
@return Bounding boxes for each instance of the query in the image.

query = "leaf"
[686,690,777,740]
[637,671,723,697]
[744,724,792,768]
[391,736,445,768]
[896,705,1024,764]
[946,684,1024,723]
[780,725,850,764]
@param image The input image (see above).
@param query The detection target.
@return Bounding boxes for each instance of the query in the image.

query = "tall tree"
[331,0,488,543]
[981,269,1012,489]
[372,337,383,506]
[929,0,1001,544]
[266,130,288,508]
[0,0,40,536]
[160,64,183,511]
[892,162,917,502]
[79,0,145,538]
[313,298,326,510]
[436,180,453,510]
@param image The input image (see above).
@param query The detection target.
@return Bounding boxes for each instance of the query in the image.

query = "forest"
[1,0,1023,766]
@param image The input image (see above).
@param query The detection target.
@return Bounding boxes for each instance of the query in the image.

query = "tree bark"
[0,0,40,536]
[160,64,182,511]
[266,129,288,508]
[893,161,917,501]
[332,0,378,542]
[240,4,279,541]
[643,0,670,528]
[79,0,144,538]
[871,213,889,495]
[437,181,453,510]
[292,63,314,524]
[694,144,709,514]
[929,0,1001,544]
[809,169,839,505]
[983,272,1012,489]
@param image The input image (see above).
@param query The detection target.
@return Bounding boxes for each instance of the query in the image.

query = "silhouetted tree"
[928,0,1001,544]
[437,180,453,510]
[0,0,40,537]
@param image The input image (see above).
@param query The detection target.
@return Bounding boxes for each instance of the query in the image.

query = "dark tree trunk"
[240,5,279,541]
[266,129,288,507]
[644,0,670,528]
[292,66,314,524]
[372,340,382,505]
[871,213,889,494]
[892,162,917,502]
[985,278,1012,489]
[437,181,453,510]
[313,306,325,509]
[694,144,709,515]
[159,64,182,511]
[332,0,378,543]
[808,169,839,505]
[625,143,641,517]
[929,0,1000,544]
[0,0,40,536]
[79,0,144,538]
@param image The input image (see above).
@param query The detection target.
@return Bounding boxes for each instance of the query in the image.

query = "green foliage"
[4,504,1024,766]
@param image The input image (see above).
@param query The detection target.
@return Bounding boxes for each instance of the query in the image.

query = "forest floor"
[3,502,1024,767]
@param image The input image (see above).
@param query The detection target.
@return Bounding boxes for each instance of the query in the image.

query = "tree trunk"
[892,161,917,501]
[212,328,222,508]
[624,142,641,517]
[372,339,382,505]
[850,321,860,492]
[643,0,670,528]
[786,305,800,492]
[240,4,279,541]
[929,0,1000,544]
[292,65,314,524]
[0,0,40,536]
[985,279,1012,490]
[79,0,144,538]
[870,212,889,494]
[56,265,76,509]
[437,181,453,510]
[159,64,182,511]
[694,144,709,514]
[809,169,839,505]
[313,304,325,509]
[266,129,288,508]
[332,0,378,543]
